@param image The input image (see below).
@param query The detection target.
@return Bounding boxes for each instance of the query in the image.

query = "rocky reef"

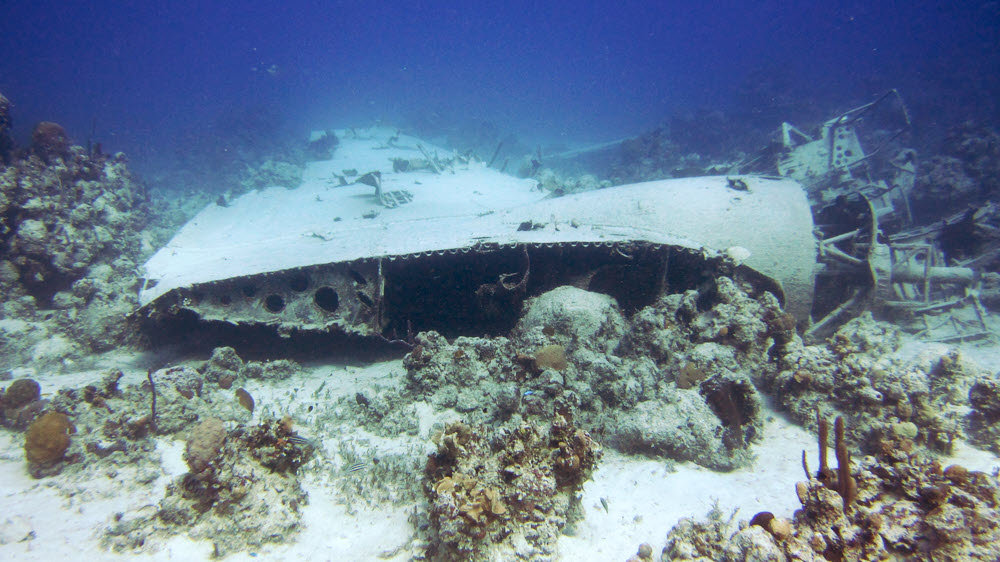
[269,275,788,559]
[332,273,1000,559]
[395,278,775,472]
[760,312,1000,459]
[0,93,173,371]
[658,418,1000,561]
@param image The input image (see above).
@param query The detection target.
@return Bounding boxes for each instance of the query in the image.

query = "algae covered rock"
[721,525,784,562]
[662,506,733,561]
[598,379,760,471]
[516,285,626,352]
[763,313,976,456]
[154,365,204,399]
[403,331,517,421]
[242,358,299,380]
[200,346,243,384]
[238,159,304,191]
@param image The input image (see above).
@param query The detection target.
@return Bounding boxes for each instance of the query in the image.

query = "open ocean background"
[1,1,998,181]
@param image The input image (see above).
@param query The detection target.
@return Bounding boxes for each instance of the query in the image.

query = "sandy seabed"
[2,335,999,562]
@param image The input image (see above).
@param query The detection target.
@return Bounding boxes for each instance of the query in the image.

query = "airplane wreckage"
[138,92,996,345]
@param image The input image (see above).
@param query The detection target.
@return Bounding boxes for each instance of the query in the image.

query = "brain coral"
[185,417,227,475]
[2,378,41,411]
[24,411,73,465]
[30,121,70,161]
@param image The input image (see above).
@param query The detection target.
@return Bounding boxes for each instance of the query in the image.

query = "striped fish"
[345,461,367,473]
[288,435,317,449]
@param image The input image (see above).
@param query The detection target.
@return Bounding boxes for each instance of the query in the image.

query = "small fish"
[287,435,317,449]
[523,390,536,397]
[600,497,609,513]
[235,388,254,414]
[346,461,367,473]
[304,231,331,241]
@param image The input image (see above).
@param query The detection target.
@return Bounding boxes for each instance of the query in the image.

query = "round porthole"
[314,287,339,312]
[264,294,285,313]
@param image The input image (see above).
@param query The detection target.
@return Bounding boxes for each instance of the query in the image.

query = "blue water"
[1,1,997,179]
